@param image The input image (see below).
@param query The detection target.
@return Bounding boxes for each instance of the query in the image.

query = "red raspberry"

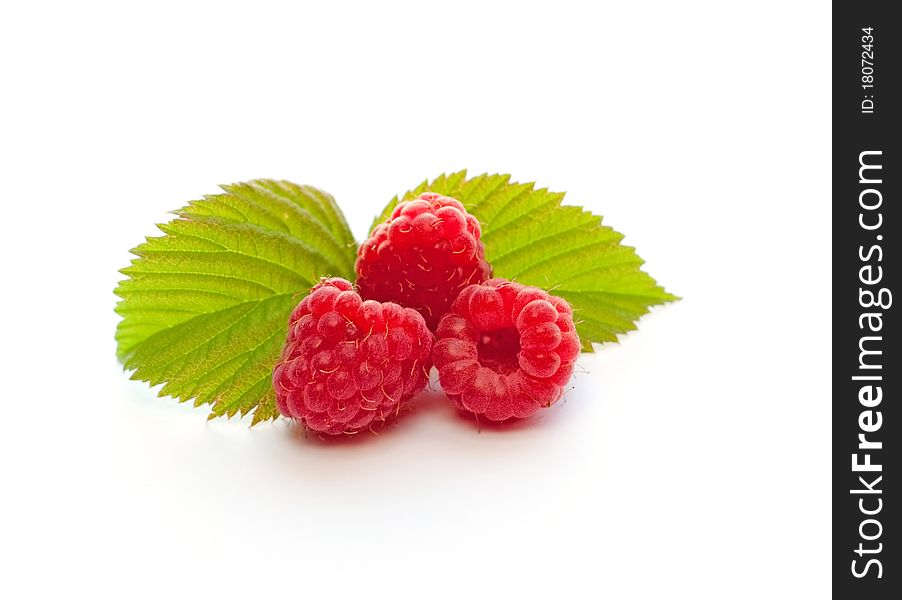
[273,278,433,435]
[356,192,492,331]
[433,278,581,421]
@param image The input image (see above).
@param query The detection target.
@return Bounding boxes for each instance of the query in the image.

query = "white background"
[0,1,830,598]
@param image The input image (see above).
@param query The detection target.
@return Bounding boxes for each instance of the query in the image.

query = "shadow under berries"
[282,386,448,447]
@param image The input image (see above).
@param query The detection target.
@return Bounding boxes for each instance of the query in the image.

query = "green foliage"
[377,171,677,350]
[115,180,356,423]
[116,172,675,424]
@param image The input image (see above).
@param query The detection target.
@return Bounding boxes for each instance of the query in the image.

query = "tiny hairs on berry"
[273,278,434,435]
[355,193,492,331]
[434,278,581,422]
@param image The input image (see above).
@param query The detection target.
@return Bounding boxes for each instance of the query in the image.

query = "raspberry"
[356,192,492,331]
[433,278,581,421]
[273,277,433,435]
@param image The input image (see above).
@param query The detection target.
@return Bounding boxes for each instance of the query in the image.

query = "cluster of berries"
[273,193,580,434]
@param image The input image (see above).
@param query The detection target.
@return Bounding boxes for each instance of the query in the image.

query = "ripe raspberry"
[433,278,581,421]
[356,192,492,331]
[273,277,433,435]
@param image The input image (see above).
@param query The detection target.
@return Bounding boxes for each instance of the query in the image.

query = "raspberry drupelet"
[433,278,581,421]
[273,278,433,435]
[355,192,492,331]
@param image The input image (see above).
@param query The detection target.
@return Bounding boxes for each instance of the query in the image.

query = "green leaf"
[115,180,357,423]
[377,171,677,350]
